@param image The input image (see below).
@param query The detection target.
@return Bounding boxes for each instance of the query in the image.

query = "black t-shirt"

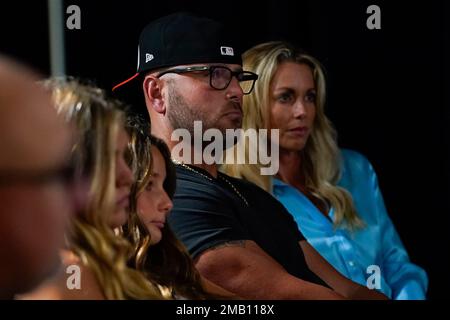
[168,164,327,286]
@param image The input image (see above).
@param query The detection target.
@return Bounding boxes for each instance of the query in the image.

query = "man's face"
[0,63,77,297]
[164,63,245,137]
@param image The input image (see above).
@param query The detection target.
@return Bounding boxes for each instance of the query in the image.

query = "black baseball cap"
[112,12,242,92]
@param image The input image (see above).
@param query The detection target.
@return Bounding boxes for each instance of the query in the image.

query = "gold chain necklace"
[172,160,249,207]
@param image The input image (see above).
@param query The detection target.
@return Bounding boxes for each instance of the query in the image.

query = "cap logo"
[220,46,234,56]
[146,53,154,63]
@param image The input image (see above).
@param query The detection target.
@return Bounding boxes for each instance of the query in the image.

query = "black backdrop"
[1,0,449,299]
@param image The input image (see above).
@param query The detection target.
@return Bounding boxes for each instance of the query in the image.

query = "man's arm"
[299,240,388,300]
[200,275,240,299]
[195,240,345,300]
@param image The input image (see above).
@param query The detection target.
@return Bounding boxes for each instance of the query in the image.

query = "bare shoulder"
[19,250,105,300]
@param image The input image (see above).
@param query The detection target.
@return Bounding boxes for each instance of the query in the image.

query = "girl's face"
[137,146,173,245]
[269,62,317,153]
[110,128,133,228]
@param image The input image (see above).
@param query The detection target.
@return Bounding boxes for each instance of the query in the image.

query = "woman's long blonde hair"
[46,79,163,299]
[222,41,363,230]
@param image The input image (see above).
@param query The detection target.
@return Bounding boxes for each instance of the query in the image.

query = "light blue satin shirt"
[272,149,428,299]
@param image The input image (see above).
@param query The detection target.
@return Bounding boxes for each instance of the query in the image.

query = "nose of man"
[226,77,244,102]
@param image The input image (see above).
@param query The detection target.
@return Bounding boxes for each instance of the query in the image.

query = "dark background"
[1,0,448,299]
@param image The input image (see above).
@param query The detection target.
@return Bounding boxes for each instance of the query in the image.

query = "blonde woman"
[123,117,236,299]
[22,80,163,300]
[222,41,428,299]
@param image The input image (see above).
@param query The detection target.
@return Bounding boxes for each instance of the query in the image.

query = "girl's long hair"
[47,79,163,299]
[124,116,218,299]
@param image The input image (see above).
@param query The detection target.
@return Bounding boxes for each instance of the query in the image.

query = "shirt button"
[348,261,355,267]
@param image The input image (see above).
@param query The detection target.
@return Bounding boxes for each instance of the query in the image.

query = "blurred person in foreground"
[0,56,81,299]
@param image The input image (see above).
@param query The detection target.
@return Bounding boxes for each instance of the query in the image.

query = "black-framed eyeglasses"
[157,65,259,95]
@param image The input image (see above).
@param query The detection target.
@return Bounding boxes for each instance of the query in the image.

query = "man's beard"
[166,84,209,137]
[166,83,242,151]
[167,83,242,130]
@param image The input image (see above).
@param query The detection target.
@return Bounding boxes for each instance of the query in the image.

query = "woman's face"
[109,128,133,228]
[137,146,173,245]
[269,62,317,153]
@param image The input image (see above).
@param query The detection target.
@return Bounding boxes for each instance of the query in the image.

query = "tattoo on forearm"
[210,240,247,250]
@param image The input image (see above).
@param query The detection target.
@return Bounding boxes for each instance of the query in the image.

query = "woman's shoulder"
[338,149,382,195]
[340,149,371,166]
[60,251,106,299]
[340,149,375,178]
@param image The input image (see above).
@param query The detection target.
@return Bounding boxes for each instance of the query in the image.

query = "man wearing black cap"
[114,12,387,300]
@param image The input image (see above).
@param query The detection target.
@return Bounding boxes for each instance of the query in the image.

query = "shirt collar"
[272,177,290,188]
